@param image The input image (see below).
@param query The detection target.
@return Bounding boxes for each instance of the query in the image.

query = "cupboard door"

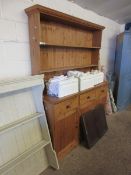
[54,110,78,158]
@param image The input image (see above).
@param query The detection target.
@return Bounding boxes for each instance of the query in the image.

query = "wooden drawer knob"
[66,105,70,109]
[86,96,90,99]
[101,90,104,93]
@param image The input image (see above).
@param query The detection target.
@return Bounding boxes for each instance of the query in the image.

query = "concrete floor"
[41,108,131,175]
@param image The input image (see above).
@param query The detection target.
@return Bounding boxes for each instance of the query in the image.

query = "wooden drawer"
[96,96,107,106]
[96,85,107,99]
[55,96,78,119]
[80,89,96,106]
[80,101,96,115]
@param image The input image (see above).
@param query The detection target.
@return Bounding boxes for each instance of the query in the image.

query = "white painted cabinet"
[0,75,59,175]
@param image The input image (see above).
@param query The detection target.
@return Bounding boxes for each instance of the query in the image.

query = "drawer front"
[96,96,107,106]
[80,89,96,106]
[55,96,78,119]
[96,85,107,99]
[80,101,96,115]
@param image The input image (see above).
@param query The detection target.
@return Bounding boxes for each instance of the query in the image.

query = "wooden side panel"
[40,21,93,47]
[44,102,55,144]
[40,47,92,71]
[28,12,41,75]
[92,30,102,47]
[91,49,100,65]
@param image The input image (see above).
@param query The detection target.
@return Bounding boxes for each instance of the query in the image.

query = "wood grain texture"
[28,12,41,75]
[25,4,104,75]
[44,95,79,158]
[40,21,93,47]
[43,82,108,158]
[25,5,105,30]
[54,110,77,154]
[25,4,106,159]
[40,47,92,71]
[92,30,102,47]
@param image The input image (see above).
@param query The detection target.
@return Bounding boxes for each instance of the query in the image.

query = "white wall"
[0,0,122,80]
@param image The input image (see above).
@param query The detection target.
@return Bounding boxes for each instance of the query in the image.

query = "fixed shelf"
[40,42,101,49]
[0,112,43,135]
[0,139,50,175]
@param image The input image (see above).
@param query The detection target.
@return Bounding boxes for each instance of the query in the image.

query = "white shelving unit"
[0,75,59,175]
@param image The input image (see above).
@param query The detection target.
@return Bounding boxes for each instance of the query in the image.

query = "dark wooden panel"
[80,104,108,148]
[92,30,102,47]
[80,109,99,148]
[91,49,99,65]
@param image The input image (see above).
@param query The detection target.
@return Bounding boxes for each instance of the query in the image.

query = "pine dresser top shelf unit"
[25,5,105,77]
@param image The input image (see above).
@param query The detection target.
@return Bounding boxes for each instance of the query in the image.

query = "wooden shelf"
[0,140,50,175]
[0,75,59,174]
[40,65,98,73]
[40,42,101,49]
[25,5,106,160]
[0,112,43,135]
[25,5,104,75]
[0,75,44,95]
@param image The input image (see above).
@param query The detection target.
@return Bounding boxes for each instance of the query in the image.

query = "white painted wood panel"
[4,149,49,175]
[0,75,59,175]
[0,90,36,127]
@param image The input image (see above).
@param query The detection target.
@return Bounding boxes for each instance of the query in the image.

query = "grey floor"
[41,107,131,175]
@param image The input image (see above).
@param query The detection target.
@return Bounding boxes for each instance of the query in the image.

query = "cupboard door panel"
[54,111,78,156]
